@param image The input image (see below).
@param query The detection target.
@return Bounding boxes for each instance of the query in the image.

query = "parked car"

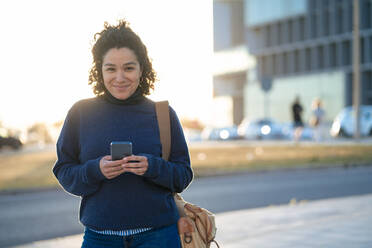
[330,105,372,137]
[238,118,285,140]
[183,128,202,143]
[201,125,239,141]
[0,135,23,150]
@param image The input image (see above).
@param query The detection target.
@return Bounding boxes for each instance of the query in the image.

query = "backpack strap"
[155,101,171,161]
[155,101,220,248]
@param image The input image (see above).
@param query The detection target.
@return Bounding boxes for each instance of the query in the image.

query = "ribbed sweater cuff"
[85,157,106,183]
[141,153,158,178]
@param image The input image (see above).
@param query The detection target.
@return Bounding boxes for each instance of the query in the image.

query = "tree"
[27,122,53,144]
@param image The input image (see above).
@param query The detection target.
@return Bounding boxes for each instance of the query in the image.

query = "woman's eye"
[125,67,134,71]
[106,67,115,72]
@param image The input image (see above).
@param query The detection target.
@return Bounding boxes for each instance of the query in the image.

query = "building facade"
[244,0,372,123]
[214,0,372,125]
[213,0,254,126]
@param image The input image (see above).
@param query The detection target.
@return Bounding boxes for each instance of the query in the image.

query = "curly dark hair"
[88,20,157,96]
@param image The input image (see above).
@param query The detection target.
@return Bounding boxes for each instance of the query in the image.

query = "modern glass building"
[244,0,372,122]
[214,0,372,125]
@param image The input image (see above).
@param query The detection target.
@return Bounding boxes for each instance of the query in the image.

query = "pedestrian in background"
[310,98,326,142]
[291,95,304,141]
[53,20,193,248]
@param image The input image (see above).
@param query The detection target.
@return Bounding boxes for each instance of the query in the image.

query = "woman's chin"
[111,90,132,100]
[114,94,130,100]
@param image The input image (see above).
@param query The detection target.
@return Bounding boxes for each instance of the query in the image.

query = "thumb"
[102,155,112,161]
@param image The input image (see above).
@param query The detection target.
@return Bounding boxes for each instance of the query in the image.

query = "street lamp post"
[353,0,361,140]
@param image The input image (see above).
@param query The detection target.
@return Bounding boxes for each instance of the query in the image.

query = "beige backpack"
[155,101,220,248]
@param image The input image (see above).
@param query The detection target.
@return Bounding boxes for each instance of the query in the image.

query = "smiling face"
[102,47,142,100]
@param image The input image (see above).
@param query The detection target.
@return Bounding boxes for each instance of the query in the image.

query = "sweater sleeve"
[53,103,106,197]
[142,106,193,193]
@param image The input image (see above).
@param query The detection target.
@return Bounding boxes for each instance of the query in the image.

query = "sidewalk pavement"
[13,194,372,248]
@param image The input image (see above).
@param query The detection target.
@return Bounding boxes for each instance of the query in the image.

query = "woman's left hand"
[121,155,148,176]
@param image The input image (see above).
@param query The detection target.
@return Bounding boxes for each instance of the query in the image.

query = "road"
[1,165,372,247]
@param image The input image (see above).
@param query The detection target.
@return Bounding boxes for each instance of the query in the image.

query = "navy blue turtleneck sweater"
[53,96,193,231]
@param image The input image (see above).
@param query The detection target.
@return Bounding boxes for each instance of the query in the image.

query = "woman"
[310,98,326,142]
[53,20,193,248]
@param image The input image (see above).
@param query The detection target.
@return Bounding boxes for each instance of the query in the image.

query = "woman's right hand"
[99,156,125,179]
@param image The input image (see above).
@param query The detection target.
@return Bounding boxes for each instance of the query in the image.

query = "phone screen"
[110,141,132,160]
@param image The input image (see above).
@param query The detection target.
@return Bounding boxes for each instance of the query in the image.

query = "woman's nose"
[115,70,126,82]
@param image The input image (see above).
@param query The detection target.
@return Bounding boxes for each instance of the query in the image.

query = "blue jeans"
[81,224,181,248]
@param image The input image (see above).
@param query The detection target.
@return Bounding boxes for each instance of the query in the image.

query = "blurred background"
[209,0,372,142]
[1,0,372,247]
[0,0,213,148]
[1,0,372,148]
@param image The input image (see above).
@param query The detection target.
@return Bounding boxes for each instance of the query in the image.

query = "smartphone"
[110,141,132,161]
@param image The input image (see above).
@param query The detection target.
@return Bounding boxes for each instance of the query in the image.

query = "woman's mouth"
[114,84,130,90]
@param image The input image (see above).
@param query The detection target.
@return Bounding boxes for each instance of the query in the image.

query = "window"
[277,54,283,75]
[266,25,271,47]
[310,13,317,38]
[269,56,274,75]
[288,51,294,74]
[252,28,263,50]
[346,1,353,33]
[283,53,288,74]
[305,48,311,71]
[336,2,343,34]
[323,0,330,9]
[323,9,330,36]
[315,11,322,37]
[370,0,372,29]
[299,17,305,41]
[370,37,372,63]
[365,71,372,91]
[271,24,278,46]
[362,0,372,29]
[261,56,267,76]
[288,19,293,43]
[309,0,316,11]
[261,56,273,76]
[329,43,337,68]
[294,50,300,73]
[363,71,372,103]
[361,37,366,64]
[342,41,351,66]
[318,46,324,70]
[278,22,284,45]
[283,21,290,44]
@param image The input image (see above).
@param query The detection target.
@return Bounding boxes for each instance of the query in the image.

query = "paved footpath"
[12,194,372,248]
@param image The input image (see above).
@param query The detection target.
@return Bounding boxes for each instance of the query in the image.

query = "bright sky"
[0,0,213,129]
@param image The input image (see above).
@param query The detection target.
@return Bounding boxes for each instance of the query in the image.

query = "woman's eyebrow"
[103,63,116,67]
[123,61,138,66]
[103,61,138,67]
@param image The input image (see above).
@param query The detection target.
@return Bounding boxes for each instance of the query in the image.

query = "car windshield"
[337,106,372,120]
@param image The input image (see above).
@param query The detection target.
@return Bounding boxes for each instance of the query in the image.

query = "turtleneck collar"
[101,87,145,105]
